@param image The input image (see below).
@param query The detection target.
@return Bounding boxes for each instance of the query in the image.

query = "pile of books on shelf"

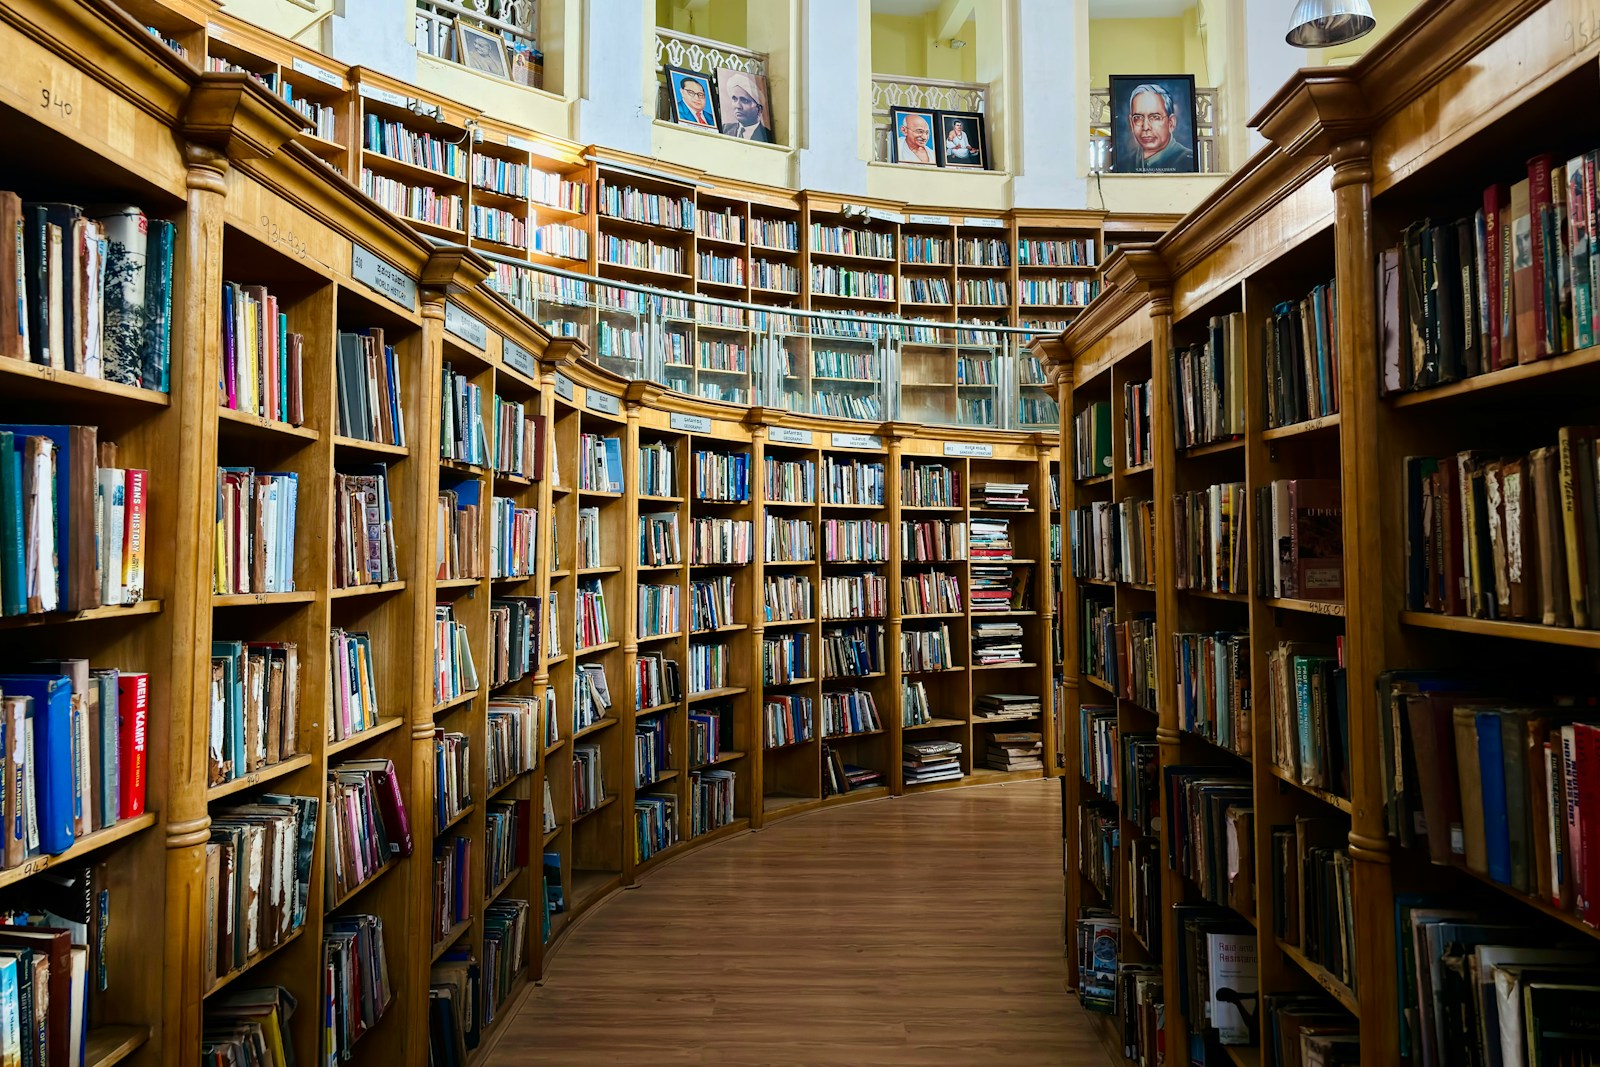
[3,196,175,391]
[1254,478,1344,601]
[433,729,470,831]
[1174,482,1247,593]
[222,281,303,423]
[689,768,736,834]
[216,466,296,595]
[822,745,885,796]
[334,466,398,588]
[206,794,316,985]
[1170,313,1245,449]
[209,642,299,787]
[1267,640,1348,797]
[326,757,413,899]
[1174,631,1250,752]
[987,730,1042,772]
[764,693,812,748]
[1264,281,1339,428]
[328,627,381,740]
[902,739,963,784]
[336,329,407,445]
[973,619,1025,665]
[974,693,1040,722]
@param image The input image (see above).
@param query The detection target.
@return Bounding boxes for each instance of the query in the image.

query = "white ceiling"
[1088,0,1197,17]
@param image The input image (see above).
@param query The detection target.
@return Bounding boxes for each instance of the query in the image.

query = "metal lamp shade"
[1285,0,1377,47]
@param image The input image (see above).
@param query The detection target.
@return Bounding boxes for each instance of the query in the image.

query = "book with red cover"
[116,671,147,819]
[339,757,413,857]
[1289,479,1344,601]
[1574,722,1600,925]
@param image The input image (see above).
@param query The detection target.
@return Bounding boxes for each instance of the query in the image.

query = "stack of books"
[987,731,1043,771]
[969,517,1014,560]
[975,693,1040,721]
[972,620,1025,664]
[972,482,1030,510]
[902,739,963,784]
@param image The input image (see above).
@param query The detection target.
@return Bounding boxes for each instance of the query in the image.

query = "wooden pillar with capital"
[1257,73,1400,1060]
[166,74,311,1061]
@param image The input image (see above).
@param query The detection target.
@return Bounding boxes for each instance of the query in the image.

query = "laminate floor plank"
[486,780,1117,1066]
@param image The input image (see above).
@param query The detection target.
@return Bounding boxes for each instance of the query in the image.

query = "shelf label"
[505,133,536,151]
[943,441,994,458]
[768,427,813,445]
[350,244,416,310]
[864,208,905,225]
[444,303,488,349]
[357,83,409,109]
[963,217,1006,229]
[831,432,882,450]
[586,390,621,416]
[907,213,950,226]
[553,372,575,401]
[292,58,342,87]
[502,338,535,377]
[670,413,712,433]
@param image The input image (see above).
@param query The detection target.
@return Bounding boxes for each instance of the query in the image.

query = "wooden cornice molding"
[421,246,494,295]
[1104,246,1170,294]
[625,379,668,407]
[1252,70,1370,158]
[1029,336,1073,383]
[181,73,310,161]
[540,337,589,369]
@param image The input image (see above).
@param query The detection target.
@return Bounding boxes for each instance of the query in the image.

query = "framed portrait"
[1108,75,1198,174]
[455,22,510,80]
[715,68,774,143]
[666,67,719,130]
[889,106,938,167]
[935,110,987,170]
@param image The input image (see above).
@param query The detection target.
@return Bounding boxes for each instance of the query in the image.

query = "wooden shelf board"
[487,768,531,801]
[688,686,749,703]
[436,577,481,590]
[690,750,748,769]
[903,717,967,732]
[575,640,621,656]
[0,813,155,892]
[0,360,170,407]
[0,599,161,630]
[86,1026,150,1067]
[217,405,320,441]
[637,631,684,644]
[573,717,619,740]
[1261,412,1341,440]
[332,434,410,458]
[573,794,618,824]
[361,148,467,188]
[1182,587,1248,602]
[765,617,818,627]
[1400,610,1600,649]
[1263,597,1346,618]
[1267,764,1353,814]
[431,919,472,963]
[330,580,406,599]
[542,824,565,847]
[211,590,316,608]
[1450,860,1600,942]
[1390,344,1600,407]
[570,868,619,910]
[761,793,819,817]
[823,727,887,740]
[763,676,817,686]
[487,866,523,903]
[206,753,316,802]
[1179,436,1245,458]
[577,565,622,576]
[327,855,399,912]
[1122,461,1155,475]
[637,702,681,717]
[821,784,889,807]
[901,612,964,620]
[968,766,1046,785]
[204,923,307,998]
[1277,939,1359,1015]
[494,470,535,487]
[326,715,406,756]
[639,768,681,788]
[971,661,1039,671]
[435,802,475,836]
[1082,674,1115,695]
[902,665,965,675]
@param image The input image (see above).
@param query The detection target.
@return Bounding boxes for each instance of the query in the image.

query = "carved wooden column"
[167,75,307,1061]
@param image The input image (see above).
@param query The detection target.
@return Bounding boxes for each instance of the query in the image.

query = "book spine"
[122,469,145,604]
[1530,154,1555,359]
[117,672,147,819]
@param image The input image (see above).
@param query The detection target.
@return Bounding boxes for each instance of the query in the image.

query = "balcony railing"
[870,75,989,167]
[1089,86,1219,174]
[653,28,778,142]
[470,249,1061,432]
[415,0,539,84]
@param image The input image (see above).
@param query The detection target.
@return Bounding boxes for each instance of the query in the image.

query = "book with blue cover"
[0,674,73,855]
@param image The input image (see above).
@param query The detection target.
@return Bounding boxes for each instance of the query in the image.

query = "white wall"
[1010,0,1088,209]
[797,0,869,196]
[328,0,418,81]
[576,0,654,154]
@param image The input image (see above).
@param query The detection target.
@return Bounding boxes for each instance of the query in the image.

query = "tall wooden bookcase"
[1052,3,1600,1065]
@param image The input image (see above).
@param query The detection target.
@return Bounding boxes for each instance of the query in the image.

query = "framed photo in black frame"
[888,106,938,166]
[1108,75,1198,174]
[666,66,719,129]
[935,110,987,170]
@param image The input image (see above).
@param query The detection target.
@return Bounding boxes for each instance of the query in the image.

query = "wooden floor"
[485,779,1116,1066]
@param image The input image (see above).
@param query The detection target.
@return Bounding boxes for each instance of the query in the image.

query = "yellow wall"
[869,11,977,82]
[1088,17,1201,89]
[220,0,332,46]
[656,0,748,47]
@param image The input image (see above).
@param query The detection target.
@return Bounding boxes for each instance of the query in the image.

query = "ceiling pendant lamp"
[1285,0,1376,47]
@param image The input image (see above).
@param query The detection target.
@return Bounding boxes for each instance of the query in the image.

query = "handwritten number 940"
[40,88,72,117]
